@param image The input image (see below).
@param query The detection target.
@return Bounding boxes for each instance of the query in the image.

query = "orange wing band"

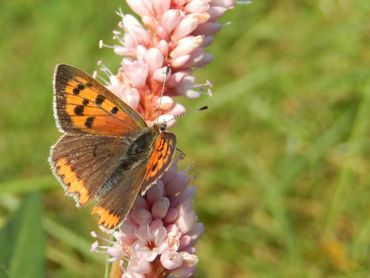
[55,158,90,205]
[91,206,121,230]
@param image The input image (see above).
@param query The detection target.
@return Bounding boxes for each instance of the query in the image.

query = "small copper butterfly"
[49,64,176,231]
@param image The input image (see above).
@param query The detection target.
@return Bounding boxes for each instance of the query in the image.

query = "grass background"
[1,0,370,277]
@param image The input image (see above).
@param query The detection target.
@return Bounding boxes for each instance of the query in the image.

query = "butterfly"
[49,64,176,231]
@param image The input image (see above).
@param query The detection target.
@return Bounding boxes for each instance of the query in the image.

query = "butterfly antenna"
[175,105,208,120]
[156,66,171,121]
[162,105,208,126]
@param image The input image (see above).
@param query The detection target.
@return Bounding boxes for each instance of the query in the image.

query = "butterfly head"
[153,122,167,133]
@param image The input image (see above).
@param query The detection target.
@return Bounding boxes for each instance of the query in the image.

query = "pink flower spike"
[91,0,236,276]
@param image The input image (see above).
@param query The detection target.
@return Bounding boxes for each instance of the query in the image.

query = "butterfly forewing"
[54,64,146,136]
[141,132,177,195]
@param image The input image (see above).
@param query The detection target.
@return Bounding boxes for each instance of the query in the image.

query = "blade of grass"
[43,217,104,264]
[0,176,55,196]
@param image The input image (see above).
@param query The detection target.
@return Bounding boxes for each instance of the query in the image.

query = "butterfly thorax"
[127,128,157,157]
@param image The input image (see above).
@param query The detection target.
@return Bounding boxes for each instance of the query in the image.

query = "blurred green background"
[1,0,369,277]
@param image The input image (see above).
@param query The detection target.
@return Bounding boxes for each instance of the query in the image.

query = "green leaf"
[0,193,45,278]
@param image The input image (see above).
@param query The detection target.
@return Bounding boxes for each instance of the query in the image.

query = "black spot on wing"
[111,106,119,114]
[96,95,106,105]
[85,116,95,128]
[77,84,85,90]
[74,105,84,115]
[82,99,89,106]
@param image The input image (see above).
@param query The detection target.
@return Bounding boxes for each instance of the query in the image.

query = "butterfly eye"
[160,124,166,131]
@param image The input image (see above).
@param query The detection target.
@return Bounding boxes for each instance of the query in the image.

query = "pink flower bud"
[123,15,151,44]
[160,250,183,270]
[184,0,210,13]
[157,96,174,110]
[172,266,196,278]
[153,67,168,82]
[212,0,235,9]
[175,75,195,95]
[146,180,165,205]
[147,48,164,73]
[194,22,222,36]
[155,26,168,39]
[171,55,191,69]
[179,235,192,249]
[169,103,186,117]
[171,14,203,40]
[207,6,227,20]
[126,0,151,17]
[156,39,169,56]
[153,0,170,15]
[131,208,153,226]
[123,60,148,88]
[161,9,183,34]
[170,35,204,58]
[202,35,214,47]
[151,197,170,219]
[164,207,178,223]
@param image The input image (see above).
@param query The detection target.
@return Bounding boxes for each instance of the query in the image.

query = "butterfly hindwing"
[53,64,146,136]
[141,131,177,195]
[91,159,147,231]
[50,133,127,206]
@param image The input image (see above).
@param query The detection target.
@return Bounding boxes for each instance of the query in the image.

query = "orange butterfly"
[49,64,176,231]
